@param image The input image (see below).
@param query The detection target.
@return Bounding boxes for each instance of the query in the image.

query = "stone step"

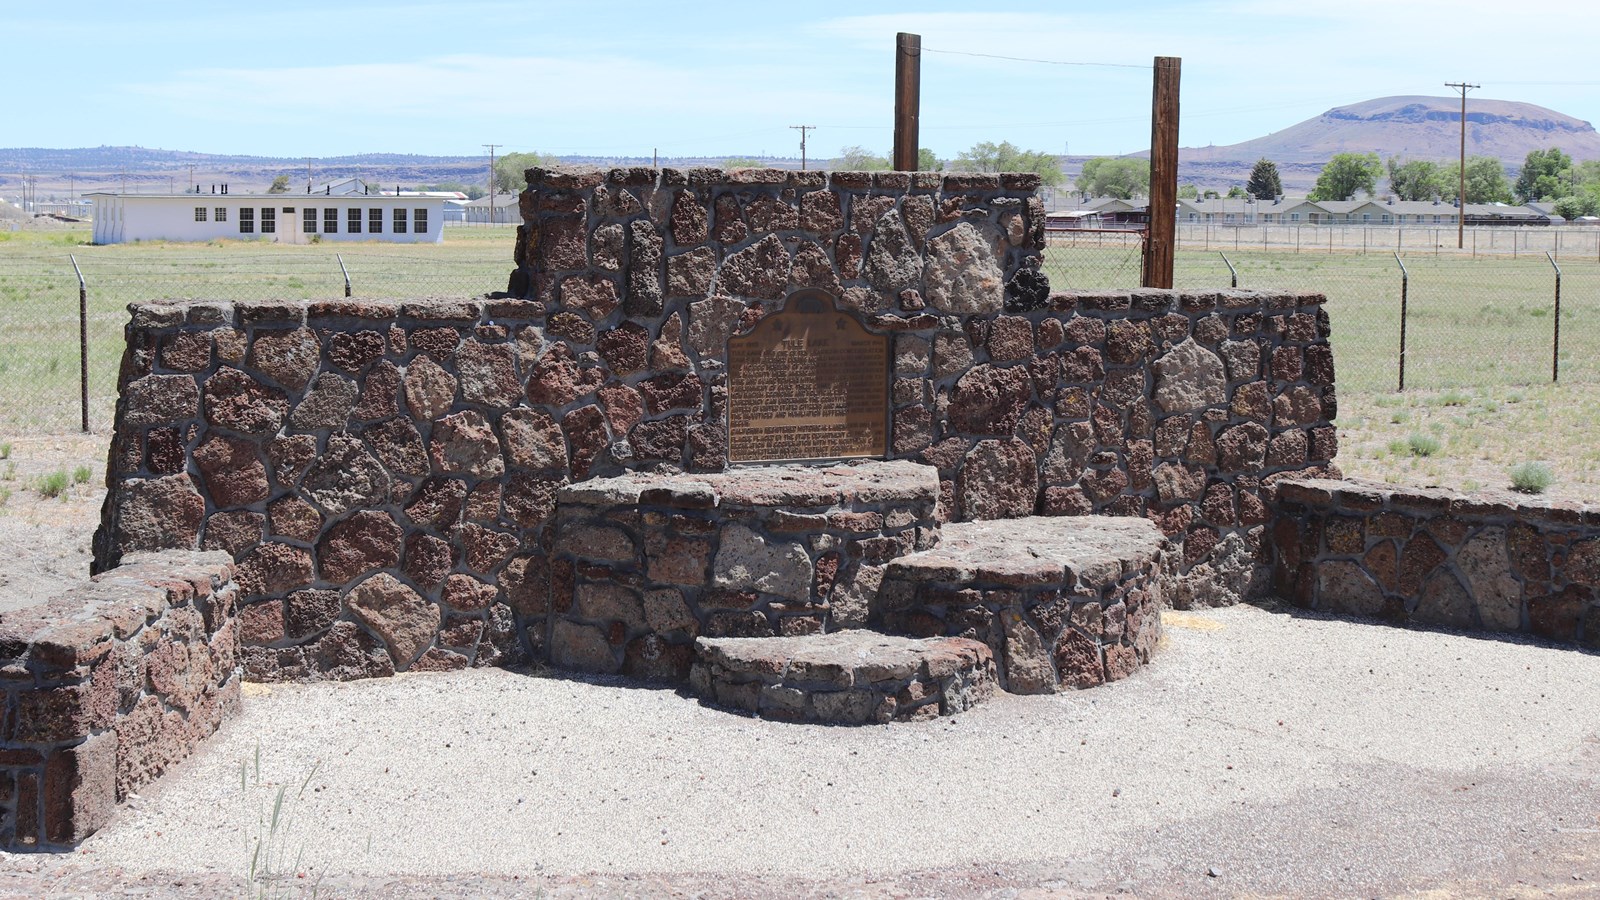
[878,515,1169,693]
[690,630,996,725]
[547,460,941,679]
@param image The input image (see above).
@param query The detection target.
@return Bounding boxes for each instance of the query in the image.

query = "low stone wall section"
[879,516,1167,692]
[1272,478,1600,645]
[0,551,239,850]
[690,632,995,724]
[547,461,940,680]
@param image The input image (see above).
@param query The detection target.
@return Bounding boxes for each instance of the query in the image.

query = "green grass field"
[3,224,1598,499]
[0,227,519,433]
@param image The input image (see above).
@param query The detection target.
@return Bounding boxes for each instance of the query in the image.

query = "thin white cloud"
[117,53,881,155]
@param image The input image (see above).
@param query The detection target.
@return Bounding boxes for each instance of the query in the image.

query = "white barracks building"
[88,179,448,245]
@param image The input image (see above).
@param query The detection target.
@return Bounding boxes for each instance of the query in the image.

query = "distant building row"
[85,178,521,244]
[1048,196,1585,229]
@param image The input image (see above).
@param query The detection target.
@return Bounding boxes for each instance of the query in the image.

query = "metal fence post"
[337,253,352,298]
[1547,251,1561,383]
[70,255,88,433]
[1394,252,1408,392]
[1219,252,1237,288]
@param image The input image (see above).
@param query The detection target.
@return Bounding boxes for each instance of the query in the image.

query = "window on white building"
[414,208,428,233]
[324,208,338,233]
[369,208,383,233]
[393,208,408,234]
[215,207,227,222]
[304,208,318,234]
[239,208,255,234]
[261,207,276,234]
[348,208,362,233]
[194,207,207,222]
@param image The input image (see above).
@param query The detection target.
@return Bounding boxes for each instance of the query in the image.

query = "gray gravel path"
[12,603,1600,897]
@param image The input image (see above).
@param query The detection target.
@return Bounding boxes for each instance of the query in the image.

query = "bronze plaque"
[727,290,889,463]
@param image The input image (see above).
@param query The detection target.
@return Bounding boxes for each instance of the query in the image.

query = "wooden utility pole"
[790,125,815,170]
[1141,56,1181,289]
[893,33,921,171]
[484,143,501,225]
[1446,82,1478,249]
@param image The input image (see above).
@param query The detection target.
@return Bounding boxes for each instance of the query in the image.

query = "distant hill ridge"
[1182,95,1600,165]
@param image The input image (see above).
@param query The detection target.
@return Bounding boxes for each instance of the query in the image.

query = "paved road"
[5,603,1599,898]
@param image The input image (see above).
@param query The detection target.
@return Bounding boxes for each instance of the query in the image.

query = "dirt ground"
[0,434,104,612]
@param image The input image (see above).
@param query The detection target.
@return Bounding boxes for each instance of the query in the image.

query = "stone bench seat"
[878,516,1169,693]
[690,631,995,724]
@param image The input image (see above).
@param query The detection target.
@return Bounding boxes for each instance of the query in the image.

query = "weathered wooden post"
[893,33,922,172]
[1142,56,1180,289]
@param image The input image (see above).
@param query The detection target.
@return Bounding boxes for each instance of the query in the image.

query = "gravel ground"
[3,604,1596,898]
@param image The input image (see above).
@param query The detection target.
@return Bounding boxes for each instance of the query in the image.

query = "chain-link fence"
[4,225,1598,435]
[1039,229,1146,289]
[1042,232,1600,395]
[1177,223,1600,259]
[0,228,519,435]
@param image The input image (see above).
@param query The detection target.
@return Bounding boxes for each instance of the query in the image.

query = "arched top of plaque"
[726,289,890,464]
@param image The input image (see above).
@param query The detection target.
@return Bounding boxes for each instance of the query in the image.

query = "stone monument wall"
[90,168,1339,680]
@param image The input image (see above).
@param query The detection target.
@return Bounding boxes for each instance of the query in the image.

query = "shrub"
[1407,433,1442,457]
[0,442,10,459]
[1508,462,1554,494]
[72,465,91,484]
[36,470,69,498]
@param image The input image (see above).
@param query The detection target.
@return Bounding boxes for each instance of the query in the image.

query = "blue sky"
[9,0,1599,161]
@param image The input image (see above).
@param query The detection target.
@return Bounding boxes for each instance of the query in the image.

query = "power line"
[1491,80,1600,86]
[923,47,1148,69]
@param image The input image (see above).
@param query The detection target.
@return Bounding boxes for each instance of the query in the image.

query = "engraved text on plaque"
[727,290,889,462]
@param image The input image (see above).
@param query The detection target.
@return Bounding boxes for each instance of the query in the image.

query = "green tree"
[917,147,941,172]
[953,141,1064,186]
[492,151,558,195]
[833,146,891,170]
[267,175,291,194]
[1177,183,1199,199]
[1308,152,1383,201]
[1245,158,1282,199]
[1552,194,1595,220]
[1386,158,1446,201]
[1225,185,1246,199]
[723,157,766,168]
[1075,157,1148,199]
[1574,159,1600,188]
[1514,147,1573,202]
[1441,157,1513,204]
